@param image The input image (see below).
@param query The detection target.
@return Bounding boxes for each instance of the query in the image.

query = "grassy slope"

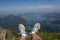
[6,32,60,40]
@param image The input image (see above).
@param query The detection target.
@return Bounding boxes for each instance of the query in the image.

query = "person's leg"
[20,34,26,40]
[18,24,27,40]
[31,32,42,40]
[30,23,42,40]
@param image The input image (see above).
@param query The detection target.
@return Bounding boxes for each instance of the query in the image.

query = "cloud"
[0,5,60,14]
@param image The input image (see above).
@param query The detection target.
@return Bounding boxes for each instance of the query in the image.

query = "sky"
[0,0,60,15]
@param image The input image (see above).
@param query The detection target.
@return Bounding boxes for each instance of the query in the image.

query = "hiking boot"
[18,24,26,34]
[32,23,41,32]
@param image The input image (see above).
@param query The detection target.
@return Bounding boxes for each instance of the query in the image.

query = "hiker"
[18,23,42,40]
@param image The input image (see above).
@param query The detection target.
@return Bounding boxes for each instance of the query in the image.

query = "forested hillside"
[0,15,27,31]
[0,13,60,32]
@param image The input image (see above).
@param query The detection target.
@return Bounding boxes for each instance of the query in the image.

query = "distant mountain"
[43,13,60,19]
[0,15,27,31]
[0,13,60,32]
[20,13,60,32]
[21,13,60,20]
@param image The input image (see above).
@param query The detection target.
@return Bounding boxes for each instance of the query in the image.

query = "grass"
[6,32,60,40]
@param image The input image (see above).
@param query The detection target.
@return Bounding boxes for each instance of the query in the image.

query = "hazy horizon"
[0,0,60,15]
